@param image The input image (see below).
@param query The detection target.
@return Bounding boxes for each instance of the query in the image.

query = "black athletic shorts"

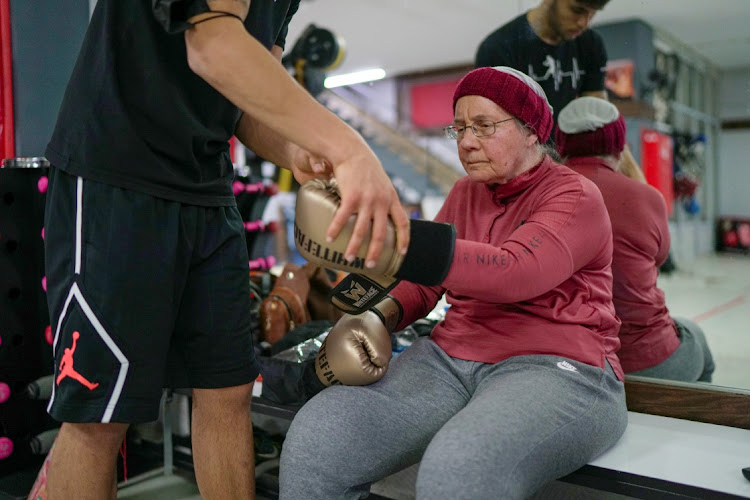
[44,167,259,424]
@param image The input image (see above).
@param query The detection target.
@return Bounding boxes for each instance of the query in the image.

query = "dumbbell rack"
[232,176,280,271]
[0,158,57,497]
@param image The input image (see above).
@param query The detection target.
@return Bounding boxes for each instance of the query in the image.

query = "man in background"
[476,0,612,123]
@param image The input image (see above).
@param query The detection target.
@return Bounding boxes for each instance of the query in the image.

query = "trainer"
[556,97,714,382]
[279,66,628,500]
[41,1,407,498]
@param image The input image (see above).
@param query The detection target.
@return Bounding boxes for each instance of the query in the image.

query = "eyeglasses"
[444,118,515,140]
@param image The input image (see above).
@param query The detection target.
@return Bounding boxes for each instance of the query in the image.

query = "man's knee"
[192,382,254,417]
[60,421,129,452]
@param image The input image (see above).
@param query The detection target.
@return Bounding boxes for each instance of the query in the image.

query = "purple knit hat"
[452,66,554,143]
[555,97,626,158]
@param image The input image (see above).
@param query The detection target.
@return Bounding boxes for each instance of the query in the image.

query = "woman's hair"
[616,146,647,183]
[541,142,562,162]
[579,0,611,9]
[514,118,561,161]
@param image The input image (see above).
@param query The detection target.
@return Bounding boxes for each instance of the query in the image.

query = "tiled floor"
[117,472,201,500]
[657,252,750,390]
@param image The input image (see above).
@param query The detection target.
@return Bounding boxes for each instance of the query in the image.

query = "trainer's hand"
[327,150,410,268]
[288,143,332,184]
[295,179,455,290]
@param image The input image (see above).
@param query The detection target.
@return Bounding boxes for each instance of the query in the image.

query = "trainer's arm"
[233,45,293,168]
[233,46,331,184]
[184,0,409,265]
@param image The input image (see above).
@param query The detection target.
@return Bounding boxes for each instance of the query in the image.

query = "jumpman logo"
[56,331,99,390]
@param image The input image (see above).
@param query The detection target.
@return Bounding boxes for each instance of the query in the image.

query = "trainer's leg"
[47,422,128,500]
[415,357,627,500]
[279,337,470,500]
[191,382,255,499]
[176,205,259,498]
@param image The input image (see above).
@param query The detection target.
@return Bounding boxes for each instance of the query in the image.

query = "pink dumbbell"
[244,182,279,196]
[244,220,265,232]
[244,182,264,194]
[37,176,49,194]
[248,256,276,270]
[0,382,10,404]
[244,220,279,233]
[0,437,13,460]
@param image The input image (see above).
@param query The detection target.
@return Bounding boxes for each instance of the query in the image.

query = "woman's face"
[453,95,538,185]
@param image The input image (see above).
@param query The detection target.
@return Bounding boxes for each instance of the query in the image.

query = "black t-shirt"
[475,13,607,123]
[46,0,300,207]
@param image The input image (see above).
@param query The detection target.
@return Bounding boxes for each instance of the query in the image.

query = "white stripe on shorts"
[47,177,130,423]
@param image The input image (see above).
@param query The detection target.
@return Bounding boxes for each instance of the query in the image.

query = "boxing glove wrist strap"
[328,273,396,314]
[395,218,456,286]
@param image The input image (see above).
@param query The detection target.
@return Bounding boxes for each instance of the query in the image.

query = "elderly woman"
[279,66,627,499]
[556,96,714,382]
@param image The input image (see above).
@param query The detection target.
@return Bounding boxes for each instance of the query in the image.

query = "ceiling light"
[323,68,386,88]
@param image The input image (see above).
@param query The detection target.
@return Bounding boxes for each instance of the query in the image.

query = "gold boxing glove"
[294,179,455,289]
[315,296,402,386]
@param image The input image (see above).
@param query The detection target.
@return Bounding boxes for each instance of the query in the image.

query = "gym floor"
[657,252,750,390]
[113,252,750,500]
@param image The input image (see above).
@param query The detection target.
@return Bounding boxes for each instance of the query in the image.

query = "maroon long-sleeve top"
[566,156,679,372]
[391,156,624,380]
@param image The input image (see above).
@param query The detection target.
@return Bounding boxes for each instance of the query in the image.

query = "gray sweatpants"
[279,337,627,500]
[628,316,715,382]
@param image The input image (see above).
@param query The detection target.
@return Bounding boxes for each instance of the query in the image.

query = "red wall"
[409,78,462,129]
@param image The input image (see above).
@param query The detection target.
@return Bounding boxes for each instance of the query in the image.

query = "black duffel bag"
[256,320,334,406]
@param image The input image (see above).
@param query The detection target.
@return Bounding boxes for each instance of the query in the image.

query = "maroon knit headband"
[555,97,626,158]
[452,66,554,143]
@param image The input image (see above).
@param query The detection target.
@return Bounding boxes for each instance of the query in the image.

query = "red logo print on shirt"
[56,331,99,390]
